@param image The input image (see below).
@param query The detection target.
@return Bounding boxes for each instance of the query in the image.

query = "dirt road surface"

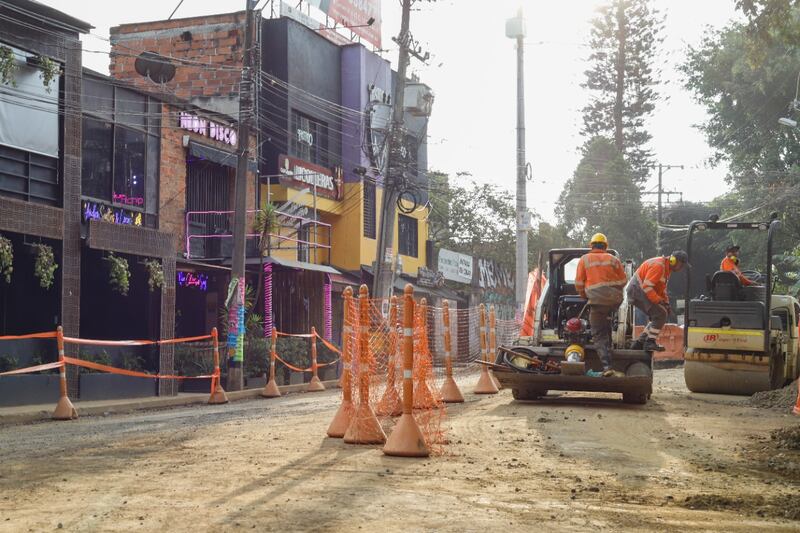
[0,368,798,532]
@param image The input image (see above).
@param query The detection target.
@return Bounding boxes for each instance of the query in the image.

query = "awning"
[261,256,341,275]
[188,141,257,172]
[328,271,362,288]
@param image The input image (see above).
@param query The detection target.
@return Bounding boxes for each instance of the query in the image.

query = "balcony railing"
[185,208,332,262]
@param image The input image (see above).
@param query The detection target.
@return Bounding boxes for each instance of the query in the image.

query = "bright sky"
[41,0,742,223]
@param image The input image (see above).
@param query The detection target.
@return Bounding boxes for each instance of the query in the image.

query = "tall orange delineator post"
[344,285,387,444]
[307,326,326,392]
[52,326,77,420]
[474,304,499,394]
[489,305,502,389]
[376,295,402,416]
[208,327,229,404]
[440,300,464,403]
[261,328,281,398]
[327,287,354,437]
[384,284,429,457]
[413,298,437,409]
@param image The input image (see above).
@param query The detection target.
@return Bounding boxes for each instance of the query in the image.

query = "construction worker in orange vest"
[720,245,756,286]
[628,251,690,351]
[575,233,628,377]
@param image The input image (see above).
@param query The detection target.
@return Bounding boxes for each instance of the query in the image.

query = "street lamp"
[506,8,528,312]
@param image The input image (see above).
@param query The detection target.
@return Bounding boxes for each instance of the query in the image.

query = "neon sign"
[82,201,142,227]
[179,112,238,147]
[113,193,144,207]
[177,272,208,291]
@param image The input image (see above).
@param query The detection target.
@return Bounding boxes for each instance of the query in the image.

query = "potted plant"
[143,259,164,292]
[0,234,12,283]
[106,253,130,296]
[0,353,62,407]
[317,341,341,381]
[175,342,217,393]
[33,54,60,93]
[78,349,158,401]
[276,336,309,385]
[0,45,17,87]
[33,243,57,290]
[244,335,269,389]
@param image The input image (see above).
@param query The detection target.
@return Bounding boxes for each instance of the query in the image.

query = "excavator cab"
[683,214,800,394]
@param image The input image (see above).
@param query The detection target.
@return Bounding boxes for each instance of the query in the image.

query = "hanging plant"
[36,55,60,93]
[0,235,12,284]
[33,244,57,290]
[144,259,165,292]
[0,46,17,87]
[106,253,130,296]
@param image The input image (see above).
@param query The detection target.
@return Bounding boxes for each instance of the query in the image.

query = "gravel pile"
[748,379,799,409]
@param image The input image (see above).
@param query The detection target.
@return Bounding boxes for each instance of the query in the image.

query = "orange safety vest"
[575,249,627,305]
[634,256,671,305]
[720,256,755,286]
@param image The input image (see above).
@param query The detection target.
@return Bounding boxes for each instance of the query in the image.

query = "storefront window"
[113,127,146,206]
[80,75,160,221]
[290,110,328,167]
[398,214,418,258]
[81,117,113,200]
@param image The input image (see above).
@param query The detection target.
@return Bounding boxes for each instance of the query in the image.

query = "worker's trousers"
[626,280,668,340]
[589,305,614,369]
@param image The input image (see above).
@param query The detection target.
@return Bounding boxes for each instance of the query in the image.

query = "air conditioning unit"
[404,82,434,117]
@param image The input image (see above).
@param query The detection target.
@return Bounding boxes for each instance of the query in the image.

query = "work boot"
[602,367,614,377]
[630,332,648,350]
[642,338,665,352]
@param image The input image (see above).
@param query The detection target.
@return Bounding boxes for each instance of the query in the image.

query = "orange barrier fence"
[0,327,227,418]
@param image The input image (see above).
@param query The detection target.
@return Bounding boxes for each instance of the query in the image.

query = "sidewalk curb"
[0,380,340,426]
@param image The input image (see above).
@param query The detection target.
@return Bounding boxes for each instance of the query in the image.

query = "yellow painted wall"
[261,181,429,275]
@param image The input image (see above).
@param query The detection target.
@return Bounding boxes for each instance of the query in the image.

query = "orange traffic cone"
[328,287,355,438]
[473,305,498,395]
[307,327,326,392]
[376,296,403,417]
[440,301,464,403]
[52,327,78,420]
[262,329,281,398]
[207,328,229,405]
[383,284,430,458]
[343,285,386,445]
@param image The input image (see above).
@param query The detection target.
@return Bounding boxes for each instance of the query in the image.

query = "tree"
[556,137,654,260]
[428,171,517,265]
[682,6,800,256]
[582,0,664,184]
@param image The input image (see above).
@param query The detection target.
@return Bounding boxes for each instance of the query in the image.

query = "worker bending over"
[575,233,628,377]
[628,251,690,351]
[720,245,756,286]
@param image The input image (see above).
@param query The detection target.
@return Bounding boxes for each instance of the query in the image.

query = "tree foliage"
[428,171,571,269]
[582,0,664,184]
[682,2,800,289]
[556,137,654,260]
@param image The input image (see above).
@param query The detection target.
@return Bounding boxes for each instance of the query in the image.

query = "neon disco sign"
[177,272,208,291]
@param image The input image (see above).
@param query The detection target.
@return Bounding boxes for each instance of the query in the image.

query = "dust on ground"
[0,368,798,532]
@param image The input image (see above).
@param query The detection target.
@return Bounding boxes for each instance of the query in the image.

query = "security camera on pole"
[506,9,528,312]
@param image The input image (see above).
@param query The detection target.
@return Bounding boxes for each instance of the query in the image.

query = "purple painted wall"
[341,44,391,186]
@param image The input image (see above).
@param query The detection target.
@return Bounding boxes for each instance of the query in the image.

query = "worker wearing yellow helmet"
[574,232,628,377]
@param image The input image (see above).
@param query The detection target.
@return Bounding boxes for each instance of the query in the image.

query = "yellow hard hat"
[589,233,608,246]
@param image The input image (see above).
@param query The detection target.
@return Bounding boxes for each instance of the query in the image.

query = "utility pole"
[372,0,412,300]
[506,9,527,312]
[227,0,256,391]
[643,163,683,254]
